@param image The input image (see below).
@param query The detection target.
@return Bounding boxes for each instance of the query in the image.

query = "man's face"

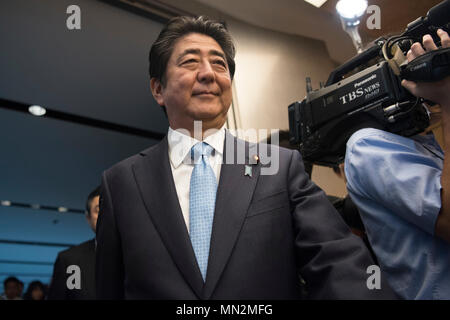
[31,288,44,300]
[5,281,20,300]
[151,33,232,131]
[86,195,99,233]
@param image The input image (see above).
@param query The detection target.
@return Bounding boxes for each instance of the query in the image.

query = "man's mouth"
[192,91,219,96]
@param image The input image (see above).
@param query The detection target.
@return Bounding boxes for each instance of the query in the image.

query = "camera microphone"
[404,0,450,40]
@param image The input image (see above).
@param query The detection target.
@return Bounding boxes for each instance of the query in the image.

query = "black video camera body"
[288,0,450,167]
[288,58,429,166]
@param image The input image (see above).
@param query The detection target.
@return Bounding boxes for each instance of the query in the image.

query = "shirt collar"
[167,124,225,169]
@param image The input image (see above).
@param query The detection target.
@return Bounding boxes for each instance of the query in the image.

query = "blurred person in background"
[1,276,22,300]
[47,186,99,300]
[23,281,46,300]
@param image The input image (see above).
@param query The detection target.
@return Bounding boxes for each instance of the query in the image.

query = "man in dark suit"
[96,16,397,299]
[47,187,99,300]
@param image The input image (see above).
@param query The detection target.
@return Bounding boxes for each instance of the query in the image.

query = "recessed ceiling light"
[28,105,47,116]
[1,200,11,206]
[58,207,68,213]
[304,0,328,8]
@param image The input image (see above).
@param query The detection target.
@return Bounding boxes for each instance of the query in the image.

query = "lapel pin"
[244,165,253,177]
[249,154,259,165]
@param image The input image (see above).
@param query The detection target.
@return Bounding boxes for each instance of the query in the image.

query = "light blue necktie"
[189,142,217,281]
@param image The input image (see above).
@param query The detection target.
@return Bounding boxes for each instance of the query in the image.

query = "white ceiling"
[158,0,444,64]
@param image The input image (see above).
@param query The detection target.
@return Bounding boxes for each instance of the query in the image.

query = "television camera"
[288,0,450,166]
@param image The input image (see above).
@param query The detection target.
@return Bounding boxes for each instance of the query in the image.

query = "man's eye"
[213,60,226,67]
[182,59,197,65]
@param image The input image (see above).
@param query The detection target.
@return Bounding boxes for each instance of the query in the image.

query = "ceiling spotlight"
[336,0,368,20]
[336,0,368,53]
[58,207,68,213]
[1,200,11,206]
[28,105,47,116]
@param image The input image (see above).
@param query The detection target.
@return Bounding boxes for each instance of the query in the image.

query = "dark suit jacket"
[96,131,397,299]
[48,239,96,300]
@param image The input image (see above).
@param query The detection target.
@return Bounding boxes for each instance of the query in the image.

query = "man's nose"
[197,60,215,83]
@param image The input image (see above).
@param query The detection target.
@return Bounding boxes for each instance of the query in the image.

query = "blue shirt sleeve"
[345,128,442,235]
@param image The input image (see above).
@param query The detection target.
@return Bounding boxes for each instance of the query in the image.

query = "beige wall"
[228,20,346,197]
[312,166,347,197]
[229,20,336,132]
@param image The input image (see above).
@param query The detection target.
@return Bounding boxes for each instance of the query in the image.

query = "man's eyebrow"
[176,48,226,63]
[209,49,226,60]
[176,49,200,63]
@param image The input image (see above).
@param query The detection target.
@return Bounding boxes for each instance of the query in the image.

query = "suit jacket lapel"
[203,131,260,299]
[132,136,204,298]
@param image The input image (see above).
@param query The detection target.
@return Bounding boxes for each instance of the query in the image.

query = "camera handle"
[400,47,450,82]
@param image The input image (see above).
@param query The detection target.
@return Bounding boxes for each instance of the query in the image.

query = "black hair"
[23,281,46,300]
[3,276,20,288]
[85,186,101,216]
[149,15,236,86]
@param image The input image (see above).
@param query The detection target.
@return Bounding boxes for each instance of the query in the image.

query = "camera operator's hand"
[401,29,450,107]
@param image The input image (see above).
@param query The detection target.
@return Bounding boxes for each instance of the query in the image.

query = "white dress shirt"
[167,125,225,233]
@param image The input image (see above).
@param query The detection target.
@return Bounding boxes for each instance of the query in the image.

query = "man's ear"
[150,78,165,106]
